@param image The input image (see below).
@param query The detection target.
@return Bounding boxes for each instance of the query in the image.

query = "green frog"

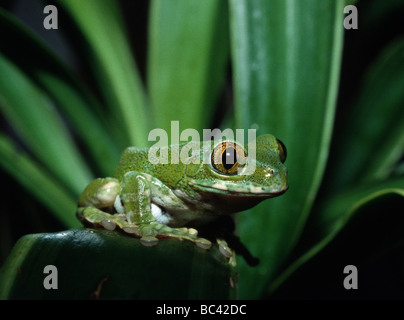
[77,134,288,266]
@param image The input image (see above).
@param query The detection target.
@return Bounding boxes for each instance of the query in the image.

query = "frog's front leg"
[120,171,212,249]
[119,171,158,245]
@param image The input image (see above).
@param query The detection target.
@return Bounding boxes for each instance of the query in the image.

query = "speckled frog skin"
[77,134,288,266]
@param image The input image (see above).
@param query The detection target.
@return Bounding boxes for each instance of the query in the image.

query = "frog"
[77,134,288,267]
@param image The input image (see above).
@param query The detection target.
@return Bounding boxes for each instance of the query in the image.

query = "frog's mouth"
[190,182,288,198]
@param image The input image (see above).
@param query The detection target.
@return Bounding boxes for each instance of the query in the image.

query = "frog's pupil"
[223,147,236,170]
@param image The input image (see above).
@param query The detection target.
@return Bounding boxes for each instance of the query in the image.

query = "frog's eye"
[211,142,247,175]
[276,139,287,163]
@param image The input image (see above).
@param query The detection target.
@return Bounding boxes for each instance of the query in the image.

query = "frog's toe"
[187,228,198,236]
[217,239,233,258]
[122,225,139,234]
[140,235,159,247]
[194,238,212,250]
[139,225,159,246]
[184,228,212,249]
[137,223,212,250]
[217,239,237,267]
[162,227,212,250]
[101,219,116,231]
[79,207,114,229]
[79,207,128,231]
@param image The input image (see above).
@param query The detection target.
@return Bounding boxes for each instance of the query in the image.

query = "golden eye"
[211,142,246,175]
[276,139,287,163]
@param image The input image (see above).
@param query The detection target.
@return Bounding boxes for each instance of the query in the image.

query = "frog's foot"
[78,207,132,231]
[136,223,212,250]
[217,238,237,267]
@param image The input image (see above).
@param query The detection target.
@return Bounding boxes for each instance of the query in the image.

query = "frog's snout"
[274,168,288,196]
[279,183,289,195]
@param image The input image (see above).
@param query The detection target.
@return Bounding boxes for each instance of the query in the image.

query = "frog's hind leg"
[77,207,137,234]
[141,223,212,250]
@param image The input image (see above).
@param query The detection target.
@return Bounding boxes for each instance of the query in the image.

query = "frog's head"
[186,134,288,213]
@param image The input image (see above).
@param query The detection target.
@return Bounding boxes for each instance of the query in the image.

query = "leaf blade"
[0,7,121,174]
[148,0,229,135]
[230,0,345,298]
[0,230,236,299]
[0,53,92,194]
[60,0,149,147]
[328,38,404,190]
[0,135,79,228]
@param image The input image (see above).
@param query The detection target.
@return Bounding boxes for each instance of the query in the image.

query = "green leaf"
[148,0,229,135]
[0,229,236,299]
[60,0,149,147]
[0,53,92,195]
[268,176,404,293]
[230,0,345,298]
[37,73,121,175]
[0,8,121,175]
[0,135,79,228]
[328,38,404,190]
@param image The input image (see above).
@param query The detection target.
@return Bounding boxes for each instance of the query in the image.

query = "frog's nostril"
[264,168,275,178]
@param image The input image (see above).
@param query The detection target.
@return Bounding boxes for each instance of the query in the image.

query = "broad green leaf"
[60,0,149,147]
[327,38,404,190]
[230,0,345,298]
[0,8,120,175]
[0,53,92,195]
[148,0,229,136]
[0,229,236,299]
[0,135,79,228]
[268,176,404,294]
